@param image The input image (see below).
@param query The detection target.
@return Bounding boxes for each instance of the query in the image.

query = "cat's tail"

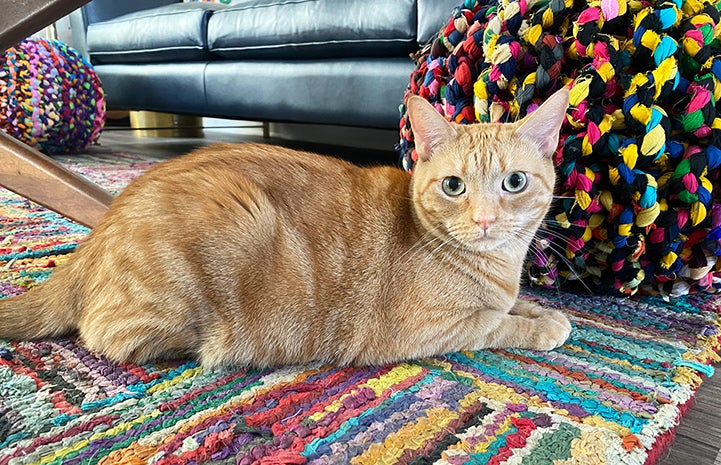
[0,264,81,340]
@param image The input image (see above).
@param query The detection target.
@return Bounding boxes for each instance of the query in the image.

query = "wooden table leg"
[0,0,90,52]
[0,131,113,228]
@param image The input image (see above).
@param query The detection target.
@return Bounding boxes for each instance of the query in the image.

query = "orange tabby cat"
[0,89,571,368]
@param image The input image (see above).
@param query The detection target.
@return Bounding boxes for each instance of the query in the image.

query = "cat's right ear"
[406,96,457,162]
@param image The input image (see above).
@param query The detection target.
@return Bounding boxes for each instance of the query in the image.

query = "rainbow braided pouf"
[1,153,720,465]
[0,38,105,154]
[399,0,721,296]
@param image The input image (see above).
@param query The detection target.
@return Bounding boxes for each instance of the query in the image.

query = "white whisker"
[512,227,595,294]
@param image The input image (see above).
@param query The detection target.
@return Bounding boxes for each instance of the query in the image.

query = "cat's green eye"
[442,176,466,196]
[502,172,527,193]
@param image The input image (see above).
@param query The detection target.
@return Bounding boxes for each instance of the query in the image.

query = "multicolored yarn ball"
[0,38,105,154]
[399,0,721,296]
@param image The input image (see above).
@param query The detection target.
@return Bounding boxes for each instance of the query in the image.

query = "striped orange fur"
[0,89,571,368]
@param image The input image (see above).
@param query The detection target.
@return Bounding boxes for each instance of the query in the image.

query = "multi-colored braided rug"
[0,38,105,154]
[0,152,720,464]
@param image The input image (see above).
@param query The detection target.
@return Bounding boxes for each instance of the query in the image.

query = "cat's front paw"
[528,312,572,351]
[546,309,572,334]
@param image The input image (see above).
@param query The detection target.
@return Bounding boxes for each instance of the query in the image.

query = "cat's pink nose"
[474,215,497,231]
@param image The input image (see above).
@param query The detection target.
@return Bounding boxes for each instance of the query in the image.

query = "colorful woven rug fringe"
[0,153,720,464]
[399,0,721,296]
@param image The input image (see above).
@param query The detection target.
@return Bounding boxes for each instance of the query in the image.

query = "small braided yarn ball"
[0,38,105,154]
[399,0,721,296]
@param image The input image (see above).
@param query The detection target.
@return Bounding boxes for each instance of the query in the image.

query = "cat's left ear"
[406,95,457,162]
[515,88,570,157]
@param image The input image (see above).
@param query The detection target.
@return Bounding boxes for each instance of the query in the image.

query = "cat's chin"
[460,235,510,253]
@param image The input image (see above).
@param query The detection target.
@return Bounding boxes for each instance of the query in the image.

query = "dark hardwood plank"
[659,441,720,465]
[661,367,721,465]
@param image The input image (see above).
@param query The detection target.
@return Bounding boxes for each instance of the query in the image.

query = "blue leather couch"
[72,0,458,130]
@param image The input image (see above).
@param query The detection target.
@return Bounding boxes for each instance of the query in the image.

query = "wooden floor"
[78,126,721,465]
[670,377,721,465]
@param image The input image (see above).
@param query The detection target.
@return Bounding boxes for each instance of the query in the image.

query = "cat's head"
[406,89,569,254]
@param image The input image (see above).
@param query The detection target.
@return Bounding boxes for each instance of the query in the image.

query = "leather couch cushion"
[203,58,415,127]
[94,59,415,128]
[94,63,208,113]
[207,0,417,59]
[83,0,179,25]
[417,0,462,45]
[87,3,225,64]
